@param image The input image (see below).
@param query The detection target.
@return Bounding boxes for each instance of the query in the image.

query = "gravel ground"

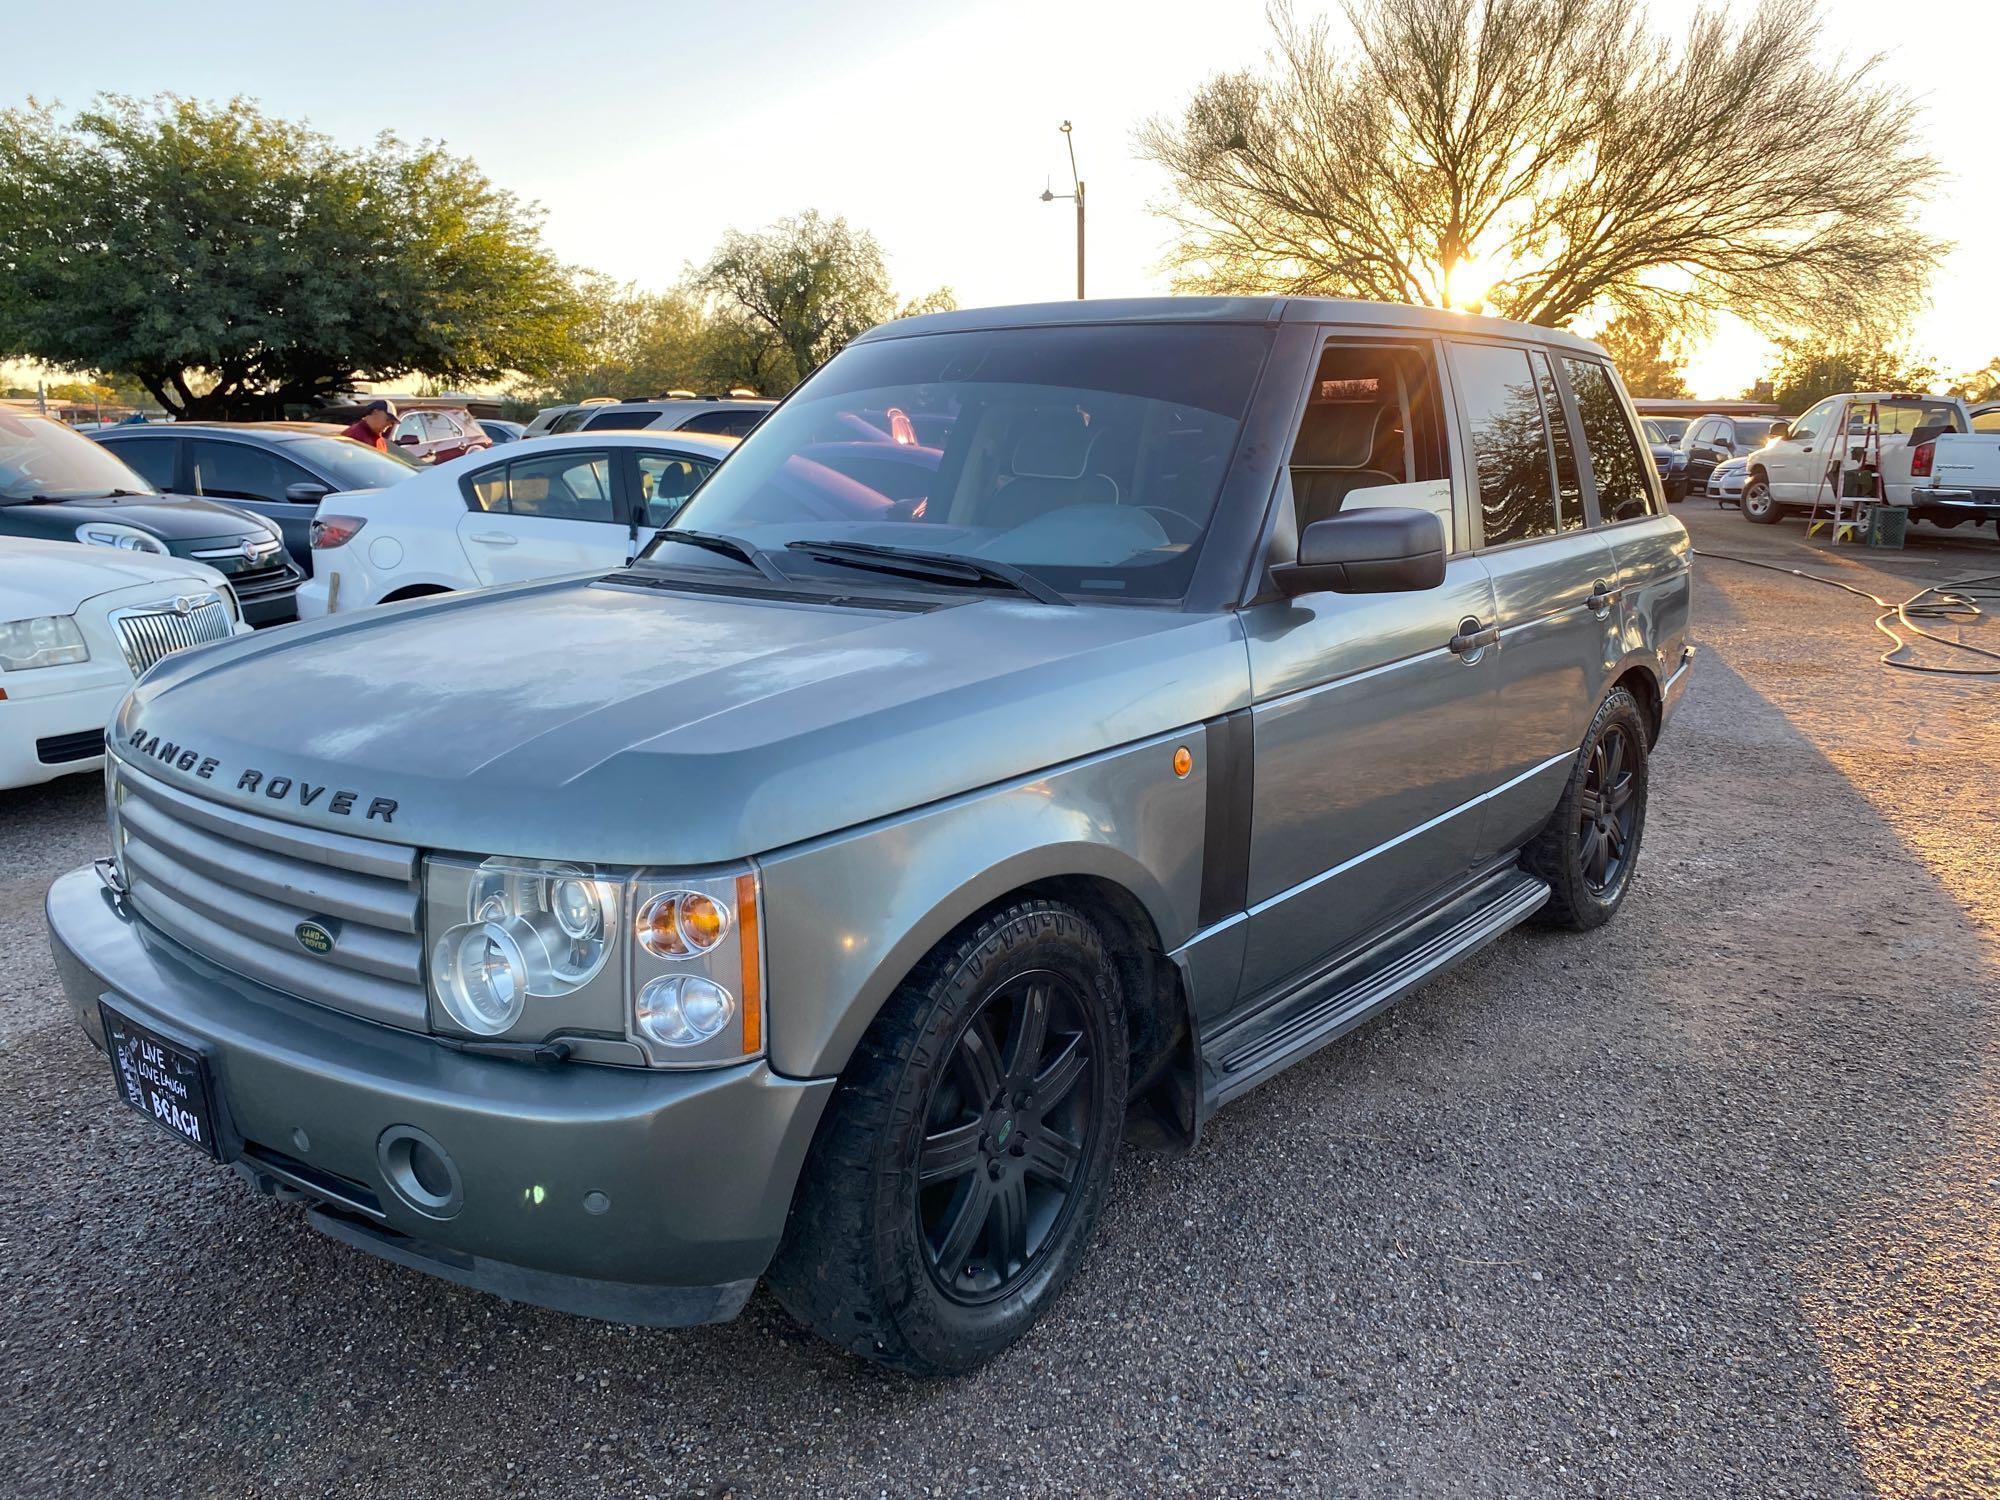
[2,504,1996,1499]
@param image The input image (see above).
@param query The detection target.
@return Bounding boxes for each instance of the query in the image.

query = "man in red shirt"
[340,399,399,452]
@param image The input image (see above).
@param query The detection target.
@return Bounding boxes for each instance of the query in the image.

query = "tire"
[1523,687,1649,931]
[767,899,1128,1376]
[1741,477,1781,524]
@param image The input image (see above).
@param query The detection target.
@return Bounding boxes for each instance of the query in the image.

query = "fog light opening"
[377,1125,464,1219]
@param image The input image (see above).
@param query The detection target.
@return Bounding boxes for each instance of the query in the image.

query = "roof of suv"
[858,296,1609,357]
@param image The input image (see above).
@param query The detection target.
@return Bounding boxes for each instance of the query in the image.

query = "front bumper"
[0,664,127,790]
[47,865,835,1326]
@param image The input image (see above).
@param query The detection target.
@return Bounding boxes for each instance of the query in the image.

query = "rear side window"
[188,439,317,504]
[1973,408,2000,433]
[1450,342,1560,547]
[676,409,764,437]
[1530,350,1584,531]
[466,451,616,521]
[582,408,658,432]
[1562,359,1654,523]
[102,436,177,490]
[636,452,714,524]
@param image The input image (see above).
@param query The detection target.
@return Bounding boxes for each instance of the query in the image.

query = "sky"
[4,0,1997,398]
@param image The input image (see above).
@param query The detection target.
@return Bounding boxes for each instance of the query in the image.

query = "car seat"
[993,409,1118,524]
[1291,405,1400,530]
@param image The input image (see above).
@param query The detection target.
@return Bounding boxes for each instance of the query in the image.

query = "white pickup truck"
[1740,393,2000,533]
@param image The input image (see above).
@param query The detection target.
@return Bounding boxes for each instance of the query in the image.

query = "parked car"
[1705,453,1749,507]
[92,421,418,569]
[1907,403,2000,535]
[522,399,622,437]
[390,406,492,465]
[0,411,303,625]
[47,296,1690,1376]
[0,536,250,790]
[1642,418,1690,499]
[478,419,527,445]
[296,430,738,615]
[1674,414,1784,504]
[1738,393,1980,525]
[551,398,775,437]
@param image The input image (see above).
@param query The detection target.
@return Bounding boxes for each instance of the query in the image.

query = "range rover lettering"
[47,297,1692,1375]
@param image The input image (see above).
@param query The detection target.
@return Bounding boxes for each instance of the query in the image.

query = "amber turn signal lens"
[1172,746,1193,778]
[678,892,728,950]
[639,894,689,957]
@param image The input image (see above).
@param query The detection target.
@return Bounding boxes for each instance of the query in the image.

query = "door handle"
[469,531,518,547]
[1587,580,1623,615]
[1449,619,1500,656]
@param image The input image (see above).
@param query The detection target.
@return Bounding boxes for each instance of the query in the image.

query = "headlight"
[75,523,166,554]
[0,614,89,670]
[421,857,760,1067]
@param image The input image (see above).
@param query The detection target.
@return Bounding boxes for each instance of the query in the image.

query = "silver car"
[47,298,1692,1375]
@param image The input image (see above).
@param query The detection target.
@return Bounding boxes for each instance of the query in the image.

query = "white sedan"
[297,431,738,616]
[1,537,251,791]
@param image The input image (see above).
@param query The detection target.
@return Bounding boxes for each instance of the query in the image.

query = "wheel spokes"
[1032,1034,1088,1110]
[956,1018,1005,1103]
[932,1176,992,1276]
[1005,981,1050,1084]
[918,1119,983,1185]
[990,1175,1030,1274]
[1024,1128,1081,1187]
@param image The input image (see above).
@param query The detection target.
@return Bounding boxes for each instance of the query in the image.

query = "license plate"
[100,1001,224,1160]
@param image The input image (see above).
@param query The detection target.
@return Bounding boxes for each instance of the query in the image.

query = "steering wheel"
[1138,505,1203,544]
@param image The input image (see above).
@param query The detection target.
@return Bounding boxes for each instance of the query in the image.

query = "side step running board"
[1206,868,1549,1108]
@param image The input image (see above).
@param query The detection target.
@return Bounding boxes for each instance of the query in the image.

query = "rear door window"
[1561,358,1655,523]
[470,451,616,521]
[1449,342,1560,546]
[635,452,715,524]
[188,439,317,504]
[676,409,765,437]
[582,408,658,432]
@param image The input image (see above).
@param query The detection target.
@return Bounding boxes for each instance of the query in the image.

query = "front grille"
[227,561,299,597]
[111,596,232,676]
[37,728,106,764]
[112,762,427,1029]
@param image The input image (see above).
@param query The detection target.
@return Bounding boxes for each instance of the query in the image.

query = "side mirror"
[1272,506,1446,597]
[1766,422,1790,441]
[285,482,330,504]
[396,432,420,447]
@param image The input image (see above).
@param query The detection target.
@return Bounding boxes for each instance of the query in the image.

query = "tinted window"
[469,451,615,521]
[677,409,765,437]
[1732,420,1778,448]
[278,435,418,489]
[188,439,317,503]
[549,408,593,434]
[1562,359,1654,522]
[1973,408,2000,434]
[665,323,1274,602]
[1285,341,1455,549]
[582,408,659,432]
[101,435,177,489]
[1451,343,1559,546]
[1864,401,1962,438]
[1530,350,1583,531]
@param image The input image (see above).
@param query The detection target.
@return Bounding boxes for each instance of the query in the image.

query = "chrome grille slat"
[113,762,426,1028]
[112,598,231,676]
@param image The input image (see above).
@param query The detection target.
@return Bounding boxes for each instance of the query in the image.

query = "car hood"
[0,491,270,544]
[113,574,1249,864]
[0,537,229,615]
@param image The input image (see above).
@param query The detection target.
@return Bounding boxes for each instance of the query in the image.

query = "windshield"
[657,323,1274,602]
[0,411,157,503]
[1645,418,1688,444]
[1733,420,1779,448]
[281,434,419,488]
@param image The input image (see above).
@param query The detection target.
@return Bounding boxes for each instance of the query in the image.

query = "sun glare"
[1444,254,1502,311]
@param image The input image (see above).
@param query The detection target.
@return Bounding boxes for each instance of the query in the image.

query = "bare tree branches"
[1137,0,1946,338]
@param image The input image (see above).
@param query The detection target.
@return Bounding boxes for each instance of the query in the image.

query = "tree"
[0,95,592,418]
[1948,358,2000,404]
[1763,338,1938,413]
[521,278,801,406]
[697,211,953,379]
[1137,0,1945,338]
[1593,313,1690,399]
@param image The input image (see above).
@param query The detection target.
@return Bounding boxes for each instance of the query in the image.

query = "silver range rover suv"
[48,298,1692,1375]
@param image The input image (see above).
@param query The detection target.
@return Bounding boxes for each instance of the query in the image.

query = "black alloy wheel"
[917,970,1096,1304]
[1576,723,1638,895]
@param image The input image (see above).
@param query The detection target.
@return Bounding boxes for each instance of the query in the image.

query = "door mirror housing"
[1272,506,1447,597]
[285,481,331,504]
[396,432,421,447]
[1766,421,1790,442]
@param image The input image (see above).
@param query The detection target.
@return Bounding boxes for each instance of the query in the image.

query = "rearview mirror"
[285,482,330,504]
[1272,506,1446,596]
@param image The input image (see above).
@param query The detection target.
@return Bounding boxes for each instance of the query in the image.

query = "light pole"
[1038,121,1084,300]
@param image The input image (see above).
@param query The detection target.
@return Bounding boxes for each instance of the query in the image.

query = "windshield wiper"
[645,529,791,585]
[786,539,1071,607]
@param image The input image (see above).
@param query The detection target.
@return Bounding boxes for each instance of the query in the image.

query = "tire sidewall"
[870,907,1127,1372]
[1547,691,1650,927]
[1742,478,1778,522]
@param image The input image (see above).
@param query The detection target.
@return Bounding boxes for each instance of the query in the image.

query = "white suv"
[297,430,737,615]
